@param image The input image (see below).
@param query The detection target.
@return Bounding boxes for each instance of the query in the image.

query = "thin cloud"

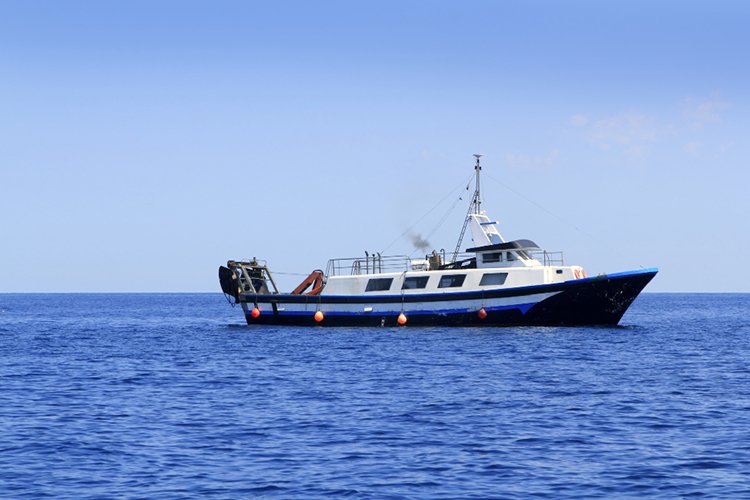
[683,141,701,155]
[504,149,560,170]
[587,113,665,157]
[681,94,729,127]
[571,94,730,159]
[570,114,589,126]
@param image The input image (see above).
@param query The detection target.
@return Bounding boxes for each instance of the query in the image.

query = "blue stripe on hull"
[251,301,538,318]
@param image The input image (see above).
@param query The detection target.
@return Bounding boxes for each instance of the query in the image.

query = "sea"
[0,293,749,499]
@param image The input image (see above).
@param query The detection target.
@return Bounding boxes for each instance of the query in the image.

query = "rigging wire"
[484,172,595,239]
[408,190,468,258]
[380,172,474,254]
[483,171,646,273]
[450,192,479,262]
[426,192,468,242]
[269,271,314,277]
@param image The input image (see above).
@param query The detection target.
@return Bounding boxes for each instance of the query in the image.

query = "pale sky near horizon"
[1,1,748,292]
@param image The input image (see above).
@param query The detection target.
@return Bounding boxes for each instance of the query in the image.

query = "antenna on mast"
[472,154,482,214]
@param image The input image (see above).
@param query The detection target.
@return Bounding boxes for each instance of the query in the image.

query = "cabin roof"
[466,239,541,253]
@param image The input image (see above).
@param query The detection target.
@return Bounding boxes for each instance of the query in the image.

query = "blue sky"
[1,1,748,292]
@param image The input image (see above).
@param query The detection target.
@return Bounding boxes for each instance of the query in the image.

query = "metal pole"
[473,153,482,213]
[452,155,484,263]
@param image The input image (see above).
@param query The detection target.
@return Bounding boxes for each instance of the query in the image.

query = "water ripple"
[0,293,749,497]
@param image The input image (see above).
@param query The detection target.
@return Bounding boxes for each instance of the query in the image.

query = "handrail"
[326,254,412,277]
[530,250,564,266]
[325,250,565,277]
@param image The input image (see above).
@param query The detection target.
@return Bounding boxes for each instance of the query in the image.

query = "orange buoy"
[478,308,487,319]
[314,310,325,323]
[397,312,407,326]
[251,307,261,318]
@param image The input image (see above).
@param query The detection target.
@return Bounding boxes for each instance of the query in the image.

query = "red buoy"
[478,308,487,320]
[251,307,261,318]
[397,312,407,326]
[314,310,325,323]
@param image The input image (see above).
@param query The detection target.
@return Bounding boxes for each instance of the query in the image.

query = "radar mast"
[452,154,484,262]
[471,153,482,214]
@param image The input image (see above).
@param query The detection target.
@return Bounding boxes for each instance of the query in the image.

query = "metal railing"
[326,254,412,277]
[530,250,564,266]
[325,249,565,277]
[226,259,280,294]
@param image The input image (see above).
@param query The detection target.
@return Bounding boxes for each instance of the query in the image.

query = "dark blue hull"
[240,268,658,327]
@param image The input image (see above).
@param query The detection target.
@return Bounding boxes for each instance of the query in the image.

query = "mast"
[472,153,482,214]
[451,154,483,262]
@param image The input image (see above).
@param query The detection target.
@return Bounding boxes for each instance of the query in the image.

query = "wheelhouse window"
[506,252,517,261]
[402,276,429,290]
[365,278,393,292]
[482,252,503,264]
[438,274,466,288]
[479,272,508,286]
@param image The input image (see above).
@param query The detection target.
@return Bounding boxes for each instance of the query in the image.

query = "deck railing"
[531,250,564,266]
[326,254,412,277]
[449,250,564,266]
[325,250,565,277]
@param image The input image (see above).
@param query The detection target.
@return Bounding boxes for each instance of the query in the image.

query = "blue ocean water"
[0,293,749,498]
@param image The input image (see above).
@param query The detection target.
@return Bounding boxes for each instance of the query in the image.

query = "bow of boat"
[524,267,658,325]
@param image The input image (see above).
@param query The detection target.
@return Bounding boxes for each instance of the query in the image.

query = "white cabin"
[320,201,586,297]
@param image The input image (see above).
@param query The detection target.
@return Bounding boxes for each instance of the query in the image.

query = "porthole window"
[482,252,502,264]
[365,278,393,292]
[438,274,466,288]
[402,276,429,289]
[479,272,508,286]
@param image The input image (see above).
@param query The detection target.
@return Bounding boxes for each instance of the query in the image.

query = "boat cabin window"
[365,278,393,292]
[479,272,508,286]
[402,276,429,290]
[517,250,531,260]
[438,274,466,288]
[506,252,517,261]
[482,252,503,264]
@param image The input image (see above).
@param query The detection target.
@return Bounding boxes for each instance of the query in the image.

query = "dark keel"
[242,269,657,327]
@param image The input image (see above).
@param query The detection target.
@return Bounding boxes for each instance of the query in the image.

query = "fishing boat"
[219,155,657,326]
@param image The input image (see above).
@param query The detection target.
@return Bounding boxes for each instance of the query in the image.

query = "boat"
[219,155,657,327]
